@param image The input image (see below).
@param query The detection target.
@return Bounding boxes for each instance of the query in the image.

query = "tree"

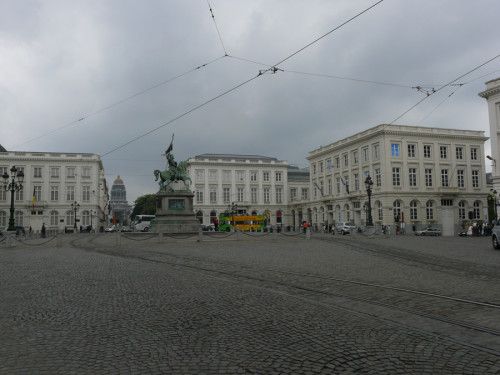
[130,194,156,221]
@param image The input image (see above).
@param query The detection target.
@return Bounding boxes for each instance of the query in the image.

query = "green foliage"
[130,194,156,221]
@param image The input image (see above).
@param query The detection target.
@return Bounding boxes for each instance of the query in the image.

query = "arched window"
[50,211,59,226]
[337,205,342,222]
[426,201,434,220]
[15,211,23,227]
[473,201,481,219]
[196,211,203,223]
[251,210,258,216]
[0,211,6,227]
[376,201,383,221]
[410,200,418,221]
[458,201,466,220]
[66,210,75,227]
[276,210,282,224]
[393,200,402,221]
[344,204,351,221]
[81,210,90,226]
[210,211,217,225]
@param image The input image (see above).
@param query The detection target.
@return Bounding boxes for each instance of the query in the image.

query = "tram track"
[68,236,500,356]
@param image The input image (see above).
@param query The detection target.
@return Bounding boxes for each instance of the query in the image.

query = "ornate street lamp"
[71,201,80,230]
[2,166,24,232]
[364,175,374,227]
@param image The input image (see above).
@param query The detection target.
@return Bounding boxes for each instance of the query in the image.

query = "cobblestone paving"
[1,233,499,374]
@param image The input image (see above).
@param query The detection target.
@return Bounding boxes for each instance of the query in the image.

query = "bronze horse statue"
[154,161,191,191]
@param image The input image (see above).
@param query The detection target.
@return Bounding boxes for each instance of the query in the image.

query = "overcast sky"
[1,0,499,203]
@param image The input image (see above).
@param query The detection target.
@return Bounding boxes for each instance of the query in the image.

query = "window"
[251,188,258,203]
[328,179,332,195]
[33,167,42,178]
[15,187,24,201]
[393,201,401,221]
[223,187,230,203]
[377,202,383,221]
[195,170,204,182]
[363,148,369,162]
[409,168,417,187]
[15,211,23,227]
[236,171,244,182]
[237,188,244,202]
[373,144,380,159]
[440,146,448,159]
[441,169,449,187]
[196,188,204,203]
[343,154,348,167]
[82,167,91,179]
[471,147,478,161]
[50,167,60,179]
[223,170,231,181]
[81,211,90,226]
[66,211,75,227]
[353,151,358,165]
[456,147,463,160]
[336,177,341,194]
[263,188,270,203]
[391,144,400,157]
[312,163,316,174]
[327,159,332,171]
[425,168,433,187]
[410,200,418,220]
[354,173,359,191]
[392,167,401,186]
[290,188,297,201]
[34,186,42,201]
[210,187,217,203]
[375,168,381,187]
[276,188,282,203]
[209,170,217,182]
[457,170,464,188]
[0,188,5,201]
[275,172,282,182]
[66,186,75,201]
[66,167,76,179]
[473,201,480,219]
[301,188,308,200]
[423,145,431,158]
[0,211,6,227]
[263,172,270,182]
[458,201,466,220]
[319,162,323,173]
[82,186,90,201]
[50,186,59,201]
[250,171,257,182]
[472,170,479,188]
[335,157,340,168]
[408,144,416,158]
[426,201,434,220]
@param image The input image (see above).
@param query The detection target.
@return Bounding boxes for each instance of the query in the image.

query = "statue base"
[149,190,200,233]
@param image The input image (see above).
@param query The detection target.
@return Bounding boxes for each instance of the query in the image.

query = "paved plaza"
[1,232,500,374]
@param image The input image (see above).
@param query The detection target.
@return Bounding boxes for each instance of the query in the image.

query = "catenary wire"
[101,1,384,157]
[390,53,500,124]
[206,0,227,56]
[13,55,226,149]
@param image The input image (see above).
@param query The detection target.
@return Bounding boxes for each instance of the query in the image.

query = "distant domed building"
[109,175,132,225]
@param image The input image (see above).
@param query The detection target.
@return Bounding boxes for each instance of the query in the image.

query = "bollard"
[306,227,311,240]
[198,228,203,242]
[236,228,241,240]
[7,234,13,247]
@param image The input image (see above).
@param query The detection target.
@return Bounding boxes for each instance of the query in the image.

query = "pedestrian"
[303,221,308,234]
[387,224,391,236]
[41,223,46,238]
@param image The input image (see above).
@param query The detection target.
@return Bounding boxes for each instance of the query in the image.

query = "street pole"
[2,166,24,232]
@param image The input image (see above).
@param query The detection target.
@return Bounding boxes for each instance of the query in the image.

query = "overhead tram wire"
[206,0,227,56]
[101,1,385,158]
[13,55,226,149]
[390,53,500,125]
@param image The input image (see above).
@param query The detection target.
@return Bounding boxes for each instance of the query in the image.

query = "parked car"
[414,228,441,236]
[336,222,356,235]
[104,225,119,233]
[200,225,214,231]
[491,221,500,249]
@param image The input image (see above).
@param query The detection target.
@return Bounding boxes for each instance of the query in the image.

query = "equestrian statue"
[154,134,192,191]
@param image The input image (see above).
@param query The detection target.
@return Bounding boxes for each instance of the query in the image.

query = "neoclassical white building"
[186,153,302,228]
[0,149,109,233]
[307,124,489,235]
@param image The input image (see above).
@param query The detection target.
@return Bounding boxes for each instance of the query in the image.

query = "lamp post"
[228,202,238,231]
[2,166,24,232]
[90,209,96,232]
[364,175,374,227]
[71,201,80,230]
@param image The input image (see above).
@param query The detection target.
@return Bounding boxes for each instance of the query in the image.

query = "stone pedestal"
[149,190,200,233]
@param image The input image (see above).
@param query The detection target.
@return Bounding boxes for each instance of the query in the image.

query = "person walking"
[41,223,46,238]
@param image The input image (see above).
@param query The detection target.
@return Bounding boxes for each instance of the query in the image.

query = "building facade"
[479,77,500,192]
[307,124,489,235]
[186,154,292,227]
[0,150,109,233]
[109,175,132,225]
